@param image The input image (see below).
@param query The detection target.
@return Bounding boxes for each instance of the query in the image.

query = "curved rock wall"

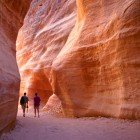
[52,0,140,118]
[17,0,140,119]
[0,0,31,134]
[16,0,76,105]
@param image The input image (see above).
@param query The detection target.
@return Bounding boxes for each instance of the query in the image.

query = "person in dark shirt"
[20,92,29,117]
[34,93,41,117]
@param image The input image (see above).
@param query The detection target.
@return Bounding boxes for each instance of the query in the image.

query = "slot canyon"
[0,0,140,139]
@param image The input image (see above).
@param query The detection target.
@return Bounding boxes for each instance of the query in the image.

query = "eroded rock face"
[0,0,31,134]
[52,0,140,119]
[17,0,140,119]
[16,0,76,105]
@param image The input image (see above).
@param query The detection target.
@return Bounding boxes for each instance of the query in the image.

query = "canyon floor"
[1,108,140,140]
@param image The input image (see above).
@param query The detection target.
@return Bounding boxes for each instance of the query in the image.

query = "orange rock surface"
[17,0,140,119]
[52,0,140,118]
[0,0,31,134]
[16,0,76,105]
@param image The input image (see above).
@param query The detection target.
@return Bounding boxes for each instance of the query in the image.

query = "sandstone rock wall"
[17,0,140,119]
[0,0,31,134]
[16,0,76,105]
[52,0,140,119]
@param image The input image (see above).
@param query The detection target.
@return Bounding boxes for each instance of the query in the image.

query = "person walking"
[20,92,29,117]
[34,93,41,117]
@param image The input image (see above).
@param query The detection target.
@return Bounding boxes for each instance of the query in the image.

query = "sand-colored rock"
[52,0,140,119]
[17,0,140,119]
[16,0,76,105]
[43,94,63,116]
[0,0,31,134]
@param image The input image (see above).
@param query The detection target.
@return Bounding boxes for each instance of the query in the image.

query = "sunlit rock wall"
[16,0,76,105]
[17,0,140,119]
[0,0,31,134]
[52,0,140,119]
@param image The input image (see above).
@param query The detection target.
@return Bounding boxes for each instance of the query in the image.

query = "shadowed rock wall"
[0,0,31,134]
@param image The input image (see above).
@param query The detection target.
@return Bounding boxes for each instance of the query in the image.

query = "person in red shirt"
[34,93,41,117]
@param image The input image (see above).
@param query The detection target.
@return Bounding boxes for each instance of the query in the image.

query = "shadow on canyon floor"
[0,108,140,140]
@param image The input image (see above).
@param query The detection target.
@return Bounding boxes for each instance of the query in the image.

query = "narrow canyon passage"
[1,108,140,140]
[0,0,140,138]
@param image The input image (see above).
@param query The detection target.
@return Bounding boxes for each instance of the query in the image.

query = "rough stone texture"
[17,0,140,119]
[52,0,140,119]
[0,0,31,134]
[16,0,76,105]
[43,94,63,116]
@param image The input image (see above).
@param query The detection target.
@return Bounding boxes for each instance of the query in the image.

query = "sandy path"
[1,109,140,140]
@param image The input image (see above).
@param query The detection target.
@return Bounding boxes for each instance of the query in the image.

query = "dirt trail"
[1,109,140,140]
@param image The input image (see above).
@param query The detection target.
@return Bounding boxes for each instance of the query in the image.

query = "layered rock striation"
[17,0,140,119]
[52,0,140,119]
[0,0,31,134]
[16,0,76,105]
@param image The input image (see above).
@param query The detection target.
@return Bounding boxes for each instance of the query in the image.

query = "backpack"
[20,96,25,105]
